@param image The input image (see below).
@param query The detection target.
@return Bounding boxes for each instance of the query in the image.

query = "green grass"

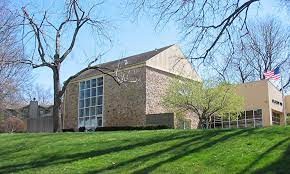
[0,127,290,174]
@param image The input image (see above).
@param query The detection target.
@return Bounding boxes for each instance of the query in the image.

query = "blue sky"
[13,0,290,90]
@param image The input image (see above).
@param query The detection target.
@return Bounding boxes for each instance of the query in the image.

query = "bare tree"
[0,1,31,110]
[16,0,119,132]
[216,18,290,89]
[128,0,264,61]
[239,19,290,88]
[24,84,53,106]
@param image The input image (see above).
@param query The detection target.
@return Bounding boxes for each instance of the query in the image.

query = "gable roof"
[98,44,174,69]
[76,44,174,79]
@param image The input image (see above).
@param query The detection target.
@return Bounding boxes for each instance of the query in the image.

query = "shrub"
[95,125,169,131]
[78,127,85,132]
[0,116,25,133]
[62,128,75,132]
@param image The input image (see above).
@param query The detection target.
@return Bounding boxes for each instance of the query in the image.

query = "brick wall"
[63,82,79,130]
[63,66,147,129]
[103,66,146,127]
[145,66,199,128]
[146,113,175,128]
[63,65,199,129]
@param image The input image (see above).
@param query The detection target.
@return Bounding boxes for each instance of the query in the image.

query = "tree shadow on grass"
[0,134,63,159]
[253,140,290,174]
[86,129,250,174]
[0,130,223,173]
[86,134,206,174]
[237,137,290,174]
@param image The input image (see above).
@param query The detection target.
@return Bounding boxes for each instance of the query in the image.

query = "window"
[254,109,263,127]
[287,113,290,125]
[238,112,246,128]
[246,110,254,127]
[223,114,230,128]
[79,77,104,129]
[213,116,223,128]
[272,112,280,125]
[230,113,238,128]
[210,109,263,129]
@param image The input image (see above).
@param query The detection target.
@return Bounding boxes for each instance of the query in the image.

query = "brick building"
[62,44,201,130]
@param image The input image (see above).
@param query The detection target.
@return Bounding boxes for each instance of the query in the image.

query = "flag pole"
[280,69,287,126]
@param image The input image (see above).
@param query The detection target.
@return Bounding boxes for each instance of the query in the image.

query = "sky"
[12,0,290,91]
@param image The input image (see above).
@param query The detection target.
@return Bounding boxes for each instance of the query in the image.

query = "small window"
[79,118,84,127]
[91,97,96,106]
[91,88,97,96]
[91,116,96,127]
[80,82,85,90]
[85,89,90,98]
[90,107,96,116]
[97,86,103,95]
[79,109,84,117]
[97,117,102,127]
[254,109,262,120]
[79,100,84,108]
[246,110,253,119]
[97,106,102,115]
[85,108,90,116]
[97,96,103,105]
[91,79,97,87]
[86,80,91,88]
[97,77,103,86]
[287,114,290,125]
[85,99,90,107]
[85,117,90,127]
[80,91,85,99]
[272,112,280,125]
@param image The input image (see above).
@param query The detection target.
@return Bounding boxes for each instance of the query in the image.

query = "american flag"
[263,67,280,80]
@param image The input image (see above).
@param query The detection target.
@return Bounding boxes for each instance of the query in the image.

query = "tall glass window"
[79,77,103,128]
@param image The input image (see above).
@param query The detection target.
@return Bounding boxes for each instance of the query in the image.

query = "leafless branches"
[0,1,31,110]
[129,0,260,61]
[19,0,112,131]
[24,85,53,106]
[211,17,290,89]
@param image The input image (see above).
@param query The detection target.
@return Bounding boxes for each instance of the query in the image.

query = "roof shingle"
[76,44,174,79]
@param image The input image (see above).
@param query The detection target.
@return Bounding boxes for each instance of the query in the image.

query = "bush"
[95,125,169,131]
[62,128,75,132]
[0,116,25,133]
[78,127,86,132]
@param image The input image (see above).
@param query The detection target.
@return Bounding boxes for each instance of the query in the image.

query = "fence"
[27,116,53,132]
[26,101,54,132]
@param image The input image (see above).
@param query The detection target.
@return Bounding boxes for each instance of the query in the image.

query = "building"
[62,44,201,130]
[0,100,53,132]
[62,44,290,131]
[210,80,290,129]
[26,100,53,132]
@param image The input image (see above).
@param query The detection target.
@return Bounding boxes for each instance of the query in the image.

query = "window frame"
[78,76,104,129]
[211,109,263,129]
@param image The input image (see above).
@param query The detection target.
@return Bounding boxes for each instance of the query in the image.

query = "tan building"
[63,44,290,131]
[210,80,290,129]
[62,44,201,130]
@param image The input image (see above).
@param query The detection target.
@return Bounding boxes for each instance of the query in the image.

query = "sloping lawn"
[0,127,290,174]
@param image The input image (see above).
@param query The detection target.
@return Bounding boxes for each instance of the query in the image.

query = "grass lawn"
[0,127,290,174]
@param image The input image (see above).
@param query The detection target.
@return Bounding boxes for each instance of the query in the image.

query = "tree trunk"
[197,115,205,129]
[52,63,62,132]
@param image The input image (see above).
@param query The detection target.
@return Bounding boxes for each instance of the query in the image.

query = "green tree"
[163,80,244,129]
